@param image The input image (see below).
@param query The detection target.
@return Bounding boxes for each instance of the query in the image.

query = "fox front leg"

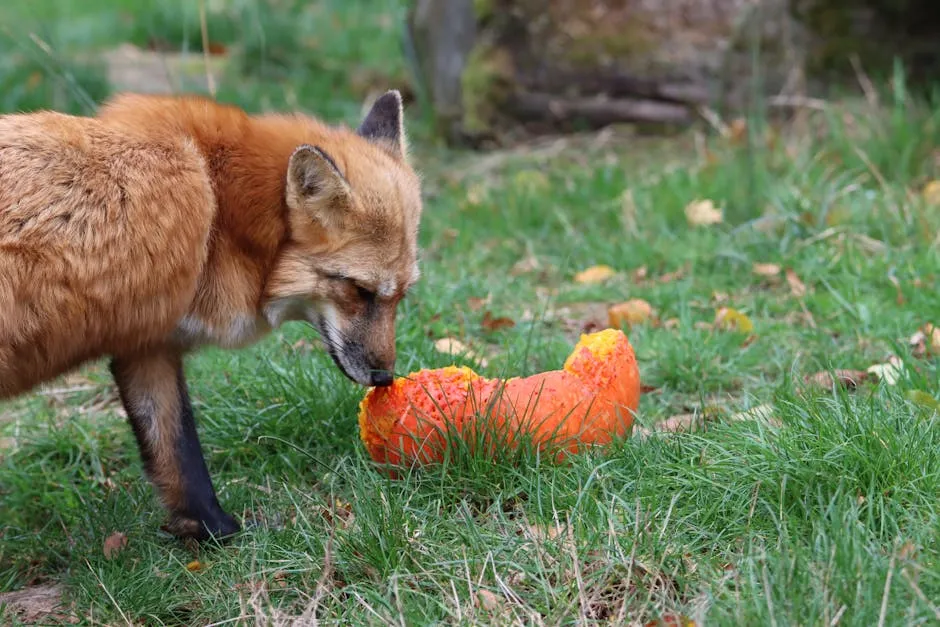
[110,350,240,541]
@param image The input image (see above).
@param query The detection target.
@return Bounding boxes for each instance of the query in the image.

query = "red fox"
[0,90,423,540]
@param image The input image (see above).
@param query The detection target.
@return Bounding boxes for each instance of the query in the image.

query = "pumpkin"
[358,328,641,468]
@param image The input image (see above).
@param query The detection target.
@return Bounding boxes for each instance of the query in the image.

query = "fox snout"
[342,340,395,387]
[326,336,395,387]
[315,302,397,388]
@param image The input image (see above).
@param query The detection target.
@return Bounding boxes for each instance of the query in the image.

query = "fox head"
[264,91,422,388]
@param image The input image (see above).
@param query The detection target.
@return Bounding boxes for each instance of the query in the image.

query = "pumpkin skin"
[358,328,641,467]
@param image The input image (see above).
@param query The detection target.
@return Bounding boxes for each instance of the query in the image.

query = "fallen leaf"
[103,531,128,559]
[631,265,649,282]
[467,295,490,311]
[803,369,869,391]
[685,199,723,226]
[728,404,781,427]
[186,560,204,572]
[433,338,488,367]
[714,307,754,334]
[924,323,940,354]
[0,584,72,624]
[464,183,488,207]
[608,299,654,328]
[785,268,807,297]
[752,262,781,277]
[574,265,616,284]
[552,302,611,337]
[477,589,502,611]
[711,291,729,305]
[866,356,904,385]
[728,117,748,144]
[905,390,940,412]
[522,522,563,541]
[663,317,680,330]
[654,413,702,433]
[657,266,687,284]
[481,311,515,332]
[919,323,940,355]
[922,180,940,205]
[510,254,541,276]
[898,541,918,561]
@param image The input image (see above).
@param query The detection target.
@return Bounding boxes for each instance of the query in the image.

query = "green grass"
[2,1,940,625]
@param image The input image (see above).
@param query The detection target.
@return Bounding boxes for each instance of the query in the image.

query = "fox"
[0,89,423,540]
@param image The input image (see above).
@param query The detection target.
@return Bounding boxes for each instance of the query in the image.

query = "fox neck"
[172,111,331,349]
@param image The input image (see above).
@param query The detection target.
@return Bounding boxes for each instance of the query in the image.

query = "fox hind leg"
[110,350,240,541]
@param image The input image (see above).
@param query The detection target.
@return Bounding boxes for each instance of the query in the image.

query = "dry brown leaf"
[654,413,702,433]
[785,268,807,297]
[714,307,754,334]
[510,254,541,276]
[922,179,940,205]
[867,356,904,385]
[523,523,563,541]
[481,311,516,332]
[728,118,748,144]
[467,295,490,312]
[477,589,502,612]
[631,265,649,282]
[186,560,204,572]
[910,323,940,357]
[728,404,781,427]
[898,541,918,561]
[711,290,729,304]
[752,262,781,277]
[607,299,654,328]
[663,317,680,330]
[103,531,128,559]
[803,369,869,391]
[552,302,611,337]
[657,266,686,284]
[464,183,488,207]
[433,338,488,367]
[574,265,616,284]
[684,199,723,226]
[0,584,74,624]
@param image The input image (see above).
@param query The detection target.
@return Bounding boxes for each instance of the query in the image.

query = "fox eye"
[355,285,376,300]
[322,271,376,300]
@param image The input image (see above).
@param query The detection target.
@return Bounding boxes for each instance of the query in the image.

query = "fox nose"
[370,369,394,387]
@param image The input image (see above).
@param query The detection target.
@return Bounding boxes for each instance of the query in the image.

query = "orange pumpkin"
[358,328,641,468]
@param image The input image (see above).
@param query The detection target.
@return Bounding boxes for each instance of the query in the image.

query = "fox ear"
[357,90,405,157]
[286,145,351,225]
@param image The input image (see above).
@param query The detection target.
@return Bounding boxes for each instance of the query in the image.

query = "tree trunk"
[405,0,940,147]
[406,0,805,146]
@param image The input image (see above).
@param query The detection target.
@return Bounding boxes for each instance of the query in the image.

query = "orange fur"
[0,90,423,539]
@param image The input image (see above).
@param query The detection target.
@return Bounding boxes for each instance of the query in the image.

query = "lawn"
[1,1,940,625]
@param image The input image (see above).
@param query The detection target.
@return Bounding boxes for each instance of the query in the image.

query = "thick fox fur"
[0,90,423,540]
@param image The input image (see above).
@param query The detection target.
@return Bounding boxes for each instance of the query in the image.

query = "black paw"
[163,509,241,542]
